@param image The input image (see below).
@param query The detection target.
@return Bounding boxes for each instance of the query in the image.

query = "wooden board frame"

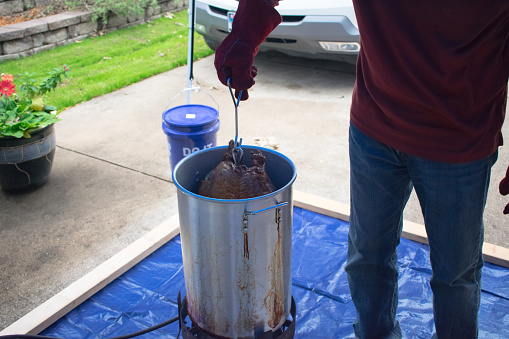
[1,215,181,336]
[293,191,509,268]
[2,190,509,335]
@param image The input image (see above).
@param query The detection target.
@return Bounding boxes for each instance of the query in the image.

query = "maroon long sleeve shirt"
[351,1,509,163]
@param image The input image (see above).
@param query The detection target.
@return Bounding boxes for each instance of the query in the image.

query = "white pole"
[186,0,195,104]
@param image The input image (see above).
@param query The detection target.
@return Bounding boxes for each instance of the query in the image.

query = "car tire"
[204,37,221,51]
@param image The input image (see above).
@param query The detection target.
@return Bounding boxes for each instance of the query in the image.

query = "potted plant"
[0,66,69,192]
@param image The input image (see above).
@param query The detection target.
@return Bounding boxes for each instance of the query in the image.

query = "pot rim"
[0,123,55,141]
[172,144,297,203]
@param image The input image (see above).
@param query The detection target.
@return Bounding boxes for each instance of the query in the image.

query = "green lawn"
[0,10,214,110]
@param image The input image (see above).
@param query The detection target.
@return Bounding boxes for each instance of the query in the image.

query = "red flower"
[0,79,15,98]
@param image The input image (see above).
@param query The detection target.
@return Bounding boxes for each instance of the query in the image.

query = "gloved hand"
[500,166,509,214]
[214,0,281,100]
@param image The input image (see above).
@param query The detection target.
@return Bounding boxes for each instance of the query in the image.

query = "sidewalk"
[1,52,508,330]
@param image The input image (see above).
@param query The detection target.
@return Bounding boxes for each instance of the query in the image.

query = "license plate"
[227,11,235,32]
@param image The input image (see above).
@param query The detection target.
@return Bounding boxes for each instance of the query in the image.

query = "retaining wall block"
[127,12,144,23]
[67,24,78,38]
[145,4,161,18]
[6,19,48,35]
[107,14,128,28]
[121,19,144,29]
[32,43,54,54]
[0,53,20,62]
[41,12,81,30]
[68,34,89,43]
[160,1,174,13]
[170,1,180,11]
[3,35,32,54]
[43,27,67,44]
[71,10,93,23]
[56,39,68,47]
[0,0,23,16]
[19,49,33,57]
[76,21,97,35]
[0,26,24,42]
[31,32,44,47]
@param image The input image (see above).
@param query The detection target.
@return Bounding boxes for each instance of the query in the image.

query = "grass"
[0,10,214,110]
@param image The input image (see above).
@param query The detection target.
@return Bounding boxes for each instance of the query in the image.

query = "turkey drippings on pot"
[198,140,275,199]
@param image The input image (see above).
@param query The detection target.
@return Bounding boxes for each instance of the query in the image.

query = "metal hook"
[228,79,243,164]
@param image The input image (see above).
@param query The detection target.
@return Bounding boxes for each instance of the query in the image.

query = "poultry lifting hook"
[228,79,243,165]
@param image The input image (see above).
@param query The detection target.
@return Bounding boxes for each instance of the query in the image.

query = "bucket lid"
[163,104,218,133]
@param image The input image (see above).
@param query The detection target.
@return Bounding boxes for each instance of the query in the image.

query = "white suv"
[194,0,360,64]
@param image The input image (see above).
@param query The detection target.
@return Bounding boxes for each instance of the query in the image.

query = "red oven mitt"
[500,166,509,214]
[214,0,281,100]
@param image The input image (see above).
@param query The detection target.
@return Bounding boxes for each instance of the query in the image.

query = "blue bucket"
[162,104,220,171]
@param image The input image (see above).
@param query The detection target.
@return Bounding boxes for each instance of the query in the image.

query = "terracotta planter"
[0,124,56,192]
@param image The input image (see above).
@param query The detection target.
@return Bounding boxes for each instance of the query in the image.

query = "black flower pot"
[0,124,56,192]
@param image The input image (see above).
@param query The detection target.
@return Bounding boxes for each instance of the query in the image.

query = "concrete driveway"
[1,51,508,330]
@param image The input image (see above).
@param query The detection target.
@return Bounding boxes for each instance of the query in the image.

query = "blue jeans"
[346,123,497,339]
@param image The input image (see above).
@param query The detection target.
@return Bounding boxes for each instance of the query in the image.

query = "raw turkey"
[198,140,275,199]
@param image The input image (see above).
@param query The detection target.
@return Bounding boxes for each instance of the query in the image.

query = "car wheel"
[204,37,221,51]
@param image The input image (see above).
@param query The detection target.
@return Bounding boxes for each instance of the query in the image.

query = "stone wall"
[0,0,53,17]
[0,0,188,62]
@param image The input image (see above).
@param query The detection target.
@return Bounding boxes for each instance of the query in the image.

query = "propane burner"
[178,293,296,339]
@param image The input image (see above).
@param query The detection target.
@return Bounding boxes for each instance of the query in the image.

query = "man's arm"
[214,0,281,100]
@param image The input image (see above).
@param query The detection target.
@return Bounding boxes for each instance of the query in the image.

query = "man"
[214,0,509,338]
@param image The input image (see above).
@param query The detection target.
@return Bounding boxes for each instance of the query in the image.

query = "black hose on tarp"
[0,314,179,339]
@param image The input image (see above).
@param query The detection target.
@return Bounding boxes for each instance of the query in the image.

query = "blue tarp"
[41,207,509,338]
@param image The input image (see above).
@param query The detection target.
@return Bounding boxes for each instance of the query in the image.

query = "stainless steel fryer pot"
[172,145,297,338]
